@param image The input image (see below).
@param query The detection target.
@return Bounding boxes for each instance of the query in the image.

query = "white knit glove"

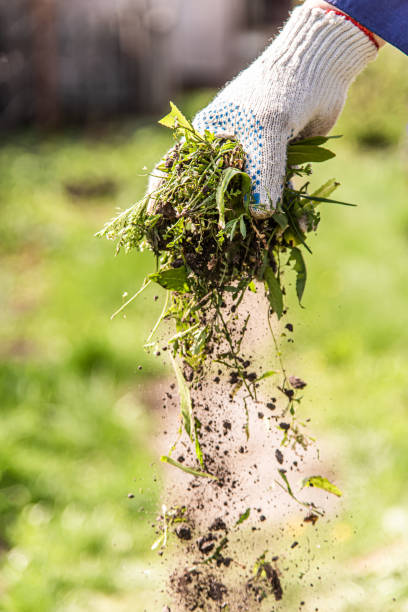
[149,5,377,218]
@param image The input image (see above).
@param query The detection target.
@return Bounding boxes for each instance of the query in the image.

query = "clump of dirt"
[170,568,228,611]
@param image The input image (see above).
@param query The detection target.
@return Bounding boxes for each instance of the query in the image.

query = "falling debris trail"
[149,291,340,611]
[98,104,349,610]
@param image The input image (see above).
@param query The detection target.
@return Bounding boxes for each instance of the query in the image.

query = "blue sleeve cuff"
[327,0,408,55]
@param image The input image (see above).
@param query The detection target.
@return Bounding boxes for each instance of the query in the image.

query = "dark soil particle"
[217,556,232,568]
[289,376,307,389]
[228,372,239,384]
[183,362,194,382]
[275,449,284,464]
[246,563,283,603]
[197,534,217,555]
[171,569,228,611]
[304,513,319,525]
[281,387,294,398]
[265,566,283,601]
[208,581,227,601]
[209,518,227,531]
[176,525,192,541]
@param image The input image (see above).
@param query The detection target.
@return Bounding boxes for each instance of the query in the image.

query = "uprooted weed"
[98,103,350,607]
[99,102,353,468]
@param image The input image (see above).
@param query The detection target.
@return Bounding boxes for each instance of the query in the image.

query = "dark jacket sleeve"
[328,0,408,54]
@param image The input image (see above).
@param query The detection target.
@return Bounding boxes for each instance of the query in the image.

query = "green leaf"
[256,370,277,382]
[287,145,336,166]
[148,266,189,292]
[310,178,340,200]
[191,326,209,356]
[96,195,148,242]
[216,168,252,229]
[289,247,307,305]
[169,353,193,440]
[239,215,247,239]
[302,476,342,497]
[225,217,239,240]
[291,135,341,147]
[235,507,250,526]
[272,211,288,230]
[194,418,204,467]
[300,193,357,207]
[264,267,283,319]
[248,281,257,293]
[276,470,325,517]
[277,469,295,499]
[158,101,193,132]
[204,129,216,142]
[160,456,217,480]
[168,351,207,468]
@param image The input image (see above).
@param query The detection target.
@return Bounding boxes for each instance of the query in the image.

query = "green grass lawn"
[0,119,173,611]
[1,46,408,611]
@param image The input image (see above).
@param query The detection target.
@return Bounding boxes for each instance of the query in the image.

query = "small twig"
[110,280,152,320]
[145,290,170,345]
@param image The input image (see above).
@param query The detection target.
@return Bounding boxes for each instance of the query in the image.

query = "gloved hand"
[149,4,377,218]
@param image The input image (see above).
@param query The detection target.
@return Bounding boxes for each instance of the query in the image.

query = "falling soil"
[149,290,338,611]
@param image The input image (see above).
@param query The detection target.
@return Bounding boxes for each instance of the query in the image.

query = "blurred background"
[0,0,291,129]
[1,1,408,611]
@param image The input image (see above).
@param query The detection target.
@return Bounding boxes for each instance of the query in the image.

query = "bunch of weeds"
[98,102,353,478]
